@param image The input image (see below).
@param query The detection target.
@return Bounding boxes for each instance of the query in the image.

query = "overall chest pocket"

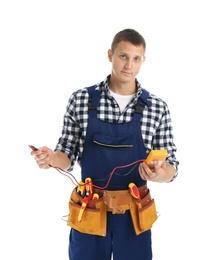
[93,132,134,148]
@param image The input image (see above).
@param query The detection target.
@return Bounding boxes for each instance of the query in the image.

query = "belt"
[94,184,148,214]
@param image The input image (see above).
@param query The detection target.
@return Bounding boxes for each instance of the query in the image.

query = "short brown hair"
[111,28,146,53]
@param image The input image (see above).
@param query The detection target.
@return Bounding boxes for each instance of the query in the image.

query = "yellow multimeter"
[145,150,168,169]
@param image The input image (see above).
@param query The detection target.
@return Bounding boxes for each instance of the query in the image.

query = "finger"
[38,162,51,169]
[31,150,41,156]
[36,158,51,169]
[139,164,149,180]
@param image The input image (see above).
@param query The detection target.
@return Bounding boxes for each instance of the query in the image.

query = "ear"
[108,49,112,62]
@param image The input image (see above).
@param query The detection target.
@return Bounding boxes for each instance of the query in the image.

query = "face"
[108,41,145,85]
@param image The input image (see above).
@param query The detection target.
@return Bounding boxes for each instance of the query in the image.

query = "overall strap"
[87,86,152,119]
[87,85,101,118]
[133,88,152,119]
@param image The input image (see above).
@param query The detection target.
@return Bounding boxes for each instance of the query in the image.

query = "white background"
[0,0,208,259]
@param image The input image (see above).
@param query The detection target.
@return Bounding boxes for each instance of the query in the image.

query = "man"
[31,28,179,260]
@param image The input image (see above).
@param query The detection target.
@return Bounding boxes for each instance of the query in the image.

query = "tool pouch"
[67,188,107,236]
[130,189,158,235]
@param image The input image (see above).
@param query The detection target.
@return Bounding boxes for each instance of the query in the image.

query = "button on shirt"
[55,75,179,172]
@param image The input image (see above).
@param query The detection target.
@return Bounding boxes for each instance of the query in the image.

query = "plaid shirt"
[55,75,179,173]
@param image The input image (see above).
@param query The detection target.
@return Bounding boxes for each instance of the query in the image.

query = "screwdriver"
[77,197,89,223]
[77,193,99,222]
[77,177,93,222]
[128,183,141,201]
[77,181,85,197]
[92,193,99,200]
[84,177,93,199]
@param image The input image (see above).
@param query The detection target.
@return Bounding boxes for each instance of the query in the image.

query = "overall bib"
[69,86,153,260]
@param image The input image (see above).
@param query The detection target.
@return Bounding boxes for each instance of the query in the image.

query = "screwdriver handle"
[128,183,141,200]
[92,193,99,200]
[77,197,89,222]
[85,177,93,199]
[77,181,85,197]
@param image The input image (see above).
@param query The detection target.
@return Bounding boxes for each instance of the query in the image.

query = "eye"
[134,56,143,62]
[120,54,127,60]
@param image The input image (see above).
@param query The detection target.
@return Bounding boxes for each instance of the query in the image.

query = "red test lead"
[28,145,38,151]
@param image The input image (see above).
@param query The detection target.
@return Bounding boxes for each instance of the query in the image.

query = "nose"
[124,59,132,69]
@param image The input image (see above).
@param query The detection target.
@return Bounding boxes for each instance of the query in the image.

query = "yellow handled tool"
[77,197,89,223]
[77,177,94,222]
[77,181,85,197]
[128,183,141,200]
[92,193,99,200]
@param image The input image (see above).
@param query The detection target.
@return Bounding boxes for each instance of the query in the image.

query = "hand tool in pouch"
[92,193,99,200]
[129,183,142,208]
[77,178,93,222]
[84,177,93,199]
[77,181,85,197]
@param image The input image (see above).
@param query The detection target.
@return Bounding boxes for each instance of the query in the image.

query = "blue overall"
[69,86,153,260]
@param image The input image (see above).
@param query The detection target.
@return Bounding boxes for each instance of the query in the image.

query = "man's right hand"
[30,146,55,169]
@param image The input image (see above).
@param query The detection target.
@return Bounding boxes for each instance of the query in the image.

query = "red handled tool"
[84,177,93,200]
[77,177,93,222]
[77,197,89,222]
[128,183,141,201]
[129,183,142,209]
[77,196,92,222]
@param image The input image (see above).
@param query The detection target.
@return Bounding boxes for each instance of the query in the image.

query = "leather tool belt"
[67,184,158,236]
[94,185,148,214]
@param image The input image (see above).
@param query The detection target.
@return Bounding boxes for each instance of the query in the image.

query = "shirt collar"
[102,75,142,102]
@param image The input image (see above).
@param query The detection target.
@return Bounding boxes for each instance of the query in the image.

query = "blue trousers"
[69,211,152,260]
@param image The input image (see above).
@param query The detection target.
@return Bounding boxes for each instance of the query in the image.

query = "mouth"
[121,70,131,76]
